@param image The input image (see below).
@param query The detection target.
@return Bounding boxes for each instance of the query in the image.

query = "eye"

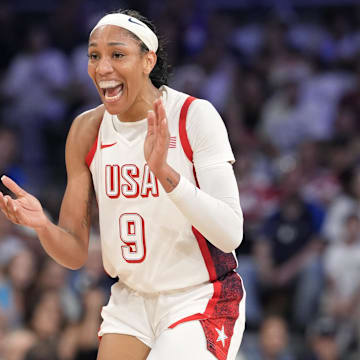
[88,53,99,60]
[113,52,124,59]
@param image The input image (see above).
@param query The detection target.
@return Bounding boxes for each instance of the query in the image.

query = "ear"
[143,51,157,76]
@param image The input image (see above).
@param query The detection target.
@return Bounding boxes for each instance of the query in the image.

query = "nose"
[96,56,113,76]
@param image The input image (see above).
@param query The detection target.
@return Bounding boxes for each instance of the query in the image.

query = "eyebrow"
[88,41,127,47]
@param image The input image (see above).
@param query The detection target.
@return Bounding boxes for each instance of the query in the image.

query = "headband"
[90,13,158,52]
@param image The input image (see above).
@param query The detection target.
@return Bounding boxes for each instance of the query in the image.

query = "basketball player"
[0,9,245,360]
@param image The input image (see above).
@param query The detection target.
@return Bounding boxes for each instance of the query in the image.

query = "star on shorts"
[215,325,228,347]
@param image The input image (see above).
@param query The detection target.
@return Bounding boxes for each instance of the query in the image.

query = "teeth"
[105,89,123,102]
[98,80,122,89]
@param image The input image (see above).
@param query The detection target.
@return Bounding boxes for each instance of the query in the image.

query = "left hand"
[144,98,170,176]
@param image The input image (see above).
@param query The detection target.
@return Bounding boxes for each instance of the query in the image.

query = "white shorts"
[99,271,246,360]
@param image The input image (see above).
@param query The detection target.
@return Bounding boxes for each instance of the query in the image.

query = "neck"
[117,81,161,122]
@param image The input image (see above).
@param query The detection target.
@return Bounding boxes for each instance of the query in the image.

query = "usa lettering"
[105,164,159,199]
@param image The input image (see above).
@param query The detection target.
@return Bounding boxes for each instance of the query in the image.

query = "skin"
[0,24,181,358]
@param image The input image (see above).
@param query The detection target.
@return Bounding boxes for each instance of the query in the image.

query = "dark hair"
[110,9,170,88]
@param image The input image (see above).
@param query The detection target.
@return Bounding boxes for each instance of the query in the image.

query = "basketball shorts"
[98,271,246,360]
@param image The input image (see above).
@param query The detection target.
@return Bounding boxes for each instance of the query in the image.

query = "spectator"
[32,258,81,323]
[303,317,339,360]
[253,168,325,330]
[0,210,25,269]
[59,287,105,360]
[0,249,38,329]
[1,25,69,193]
[242,315,295,360]
[296,141,340,207]
[321,213,360,353]
[0,126,27,192]
[24,339,60,360]
[25,289,65,343]
[0,329,37,360]
[323,214,360,319]
[323,165,360,243]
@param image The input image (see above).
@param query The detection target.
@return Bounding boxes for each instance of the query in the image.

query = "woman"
[0,9,245,360]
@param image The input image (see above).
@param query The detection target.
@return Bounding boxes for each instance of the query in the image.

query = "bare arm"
[0,107,103,269]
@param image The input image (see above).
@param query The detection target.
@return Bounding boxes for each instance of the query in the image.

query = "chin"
[103,100,125,116]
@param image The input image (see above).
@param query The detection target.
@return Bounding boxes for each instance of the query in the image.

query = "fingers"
[153,98,166,124]
[0,192,7,216]
[6,196,20,224]
[155,98,167,125]
[153,98,169,139]
[1,176,26,197]
[146,110,156,136]
[0,192,20,224]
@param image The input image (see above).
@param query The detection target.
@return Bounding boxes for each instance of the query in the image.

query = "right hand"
[144,98,170,177]
[0,175,48,230]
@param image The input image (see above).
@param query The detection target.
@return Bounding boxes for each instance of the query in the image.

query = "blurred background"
[1,0,360,359]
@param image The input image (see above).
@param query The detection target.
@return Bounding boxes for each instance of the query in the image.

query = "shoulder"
[163,85,214,112]
[188,98,218,116]
[71,104,105,135]
[185,97,226,135]
[67,105,105,156]
[163,86,219,124]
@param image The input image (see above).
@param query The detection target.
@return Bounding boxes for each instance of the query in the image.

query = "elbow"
[219,230,243,253]
[221,215,243,253]
[221,237,243,253]
[64,252,88,270]
[67,262,85,271]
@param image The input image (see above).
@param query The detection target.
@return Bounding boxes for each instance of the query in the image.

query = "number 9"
[119,213,146,263]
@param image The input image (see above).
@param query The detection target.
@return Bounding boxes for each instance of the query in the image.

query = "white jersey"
[86,86,237,293]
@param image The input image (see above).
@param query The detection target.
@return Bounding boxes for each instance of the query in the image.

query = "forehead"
[89,25,138,45]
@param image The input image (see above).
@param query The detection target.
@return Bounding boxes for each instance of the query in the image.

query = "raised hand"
[144,98,170,176]
[0,176,48,229]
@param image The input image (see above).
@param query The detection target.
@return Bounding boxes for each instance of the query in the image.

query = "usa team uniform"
[86,86,245,360]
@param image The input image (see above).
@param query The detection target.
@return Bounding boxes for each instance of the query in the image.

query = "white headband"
[90,13,158,52]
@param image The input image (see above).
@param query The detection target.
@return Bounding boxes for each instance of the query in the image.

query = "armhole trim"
[85,134,99,168]
[179,96,196,163]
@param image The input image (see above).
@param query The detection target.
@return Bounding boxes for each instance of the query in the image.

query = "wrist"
[156,164,180,193]
[34,215,51,235]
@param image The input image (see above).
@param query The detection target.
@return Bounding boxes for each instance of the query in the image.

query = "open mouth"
[98,80,124,103]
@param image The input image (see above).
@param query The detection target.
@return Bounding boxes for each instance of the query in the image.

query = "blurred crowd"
[1,0,360,359]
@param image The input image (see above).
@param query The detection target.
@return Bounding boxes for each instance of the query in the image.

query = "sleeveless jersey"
[86,86,237,293]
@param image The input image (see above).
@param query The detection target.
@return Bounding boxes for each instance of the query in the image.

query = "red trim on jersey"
[179,96,196,162]
[178,95,217,282]
[192,227,217,282]
[179,96,221,318]
[86,135,98,168]
[98,323,102,341]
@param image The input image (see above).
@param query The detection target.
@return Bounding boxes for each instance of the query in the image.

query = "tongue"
[106,85,122,97]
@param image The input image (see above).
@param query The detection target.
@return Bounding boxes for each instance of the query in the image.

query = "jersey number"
[119,213,146,263]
